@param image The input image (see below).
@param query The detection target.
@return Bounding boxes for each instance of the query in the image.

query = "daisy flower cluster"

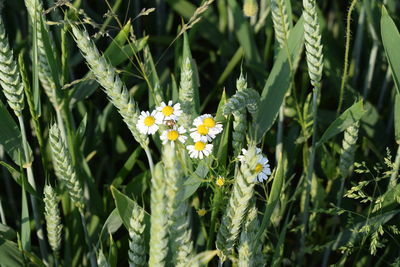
[136,101,223,159]
[238,147,271,183]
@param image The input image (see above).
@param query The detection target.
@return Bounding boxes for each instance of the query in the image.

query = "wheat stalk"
[216,146,259,260]
[49,123,85,211]
[24,0,59,107]
[0,16,24,117]
[149,163,169,267]
[43,185,62,255]
[128,204,146,267]
[70,24,148,148]
[163,144,194,266]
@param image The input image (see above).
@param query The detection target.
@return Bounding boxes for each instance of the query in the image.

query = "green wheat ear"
[24,0,59,107]
[340,121,360,178]
[237,202,264,267]
[216,146,259,260]
[223,88,260,117]
[43,185,62,255]
[128,203,146,267]
[0,16,24,117]
[303,0,323,90]
[70,24,148,148]
[49,123,85,211]
[148,163,169,267]
[271,0,291,47]
[232,72,248,156]
[163,144,194,266]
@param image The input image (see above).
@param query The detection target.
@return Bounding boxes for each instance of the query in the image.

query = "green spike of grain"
[237,202,264,267]
[223,88,260,116]
[0,16,25,117]
[232,72,248,156]
[216,146,259,260]
[71,24,148,148]
[43,185,62,255]
[339,121,360,179]
[163,144,194,266]
[303,0,323,90]
[271,0,291,48]
[149,163,169,267]
[128,204,146,267]
[24,0,59,107]
[49,123,84,211]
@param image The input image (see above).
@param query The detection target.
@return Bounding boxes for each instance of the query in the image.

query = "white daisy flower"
[238,148,271,182]
[137,110,161,135]
[186,141,213,159]
[156,100,183,122]
[160,126,187,146]
[190,114,222,142]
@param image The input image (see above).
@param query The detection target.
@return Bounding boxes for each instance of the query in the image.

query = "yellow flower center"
[162,106,174,116]
[167,130,179,141]
[197,125,209,135]
[194,141,206,151]
[203,117,216,128]
[197,209,206,216]
[144,116,155,126]
[255,163,263,173]
[216,177,225,187]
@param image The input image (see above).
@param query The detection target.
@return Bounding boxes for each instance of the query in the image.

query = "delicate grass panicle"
[128,204,146,267]
[43,185,62,254]
[238,203,263,267]
[216,146,259,260]
[232,73,248,156]
[163,144,194,266]
[303,0,323,90]
[223,88,260,117]
[179,57,196,128]
[24,0,59,107]
[271,0,291,47]
[49,123,84,210]
[0,16,24,117]
[339,121,360,178]
[149,163,169,267]
[71,24,148,147]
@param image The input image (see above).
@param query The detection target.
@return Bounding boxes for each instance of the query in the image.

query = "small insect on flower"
[137,110,161,135]
[216,176,225,187]
[187,141,213,159]
[197,208,206,217]
[238,148,272,182]
[160,126,187,146]
[156,100,183,122]
[190,114,223,142]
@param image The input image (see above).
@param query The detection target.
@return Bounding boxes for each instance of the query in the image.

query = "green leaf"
[253,17,305,143]
[395,94,400,143]
[0,101,32,166]
[75,113,88,146]
[189,250,218,265]
[112,147,142,187]
[256,154,286,241]
[183,161,209,200]
[0,238,24,266]
[108,234,118,267]
[110,186,150,242]
[0,161,38,198]
[98,209,123,245]
[317,100,366,146]
[381,6,400,94]
[182,32,200,114]
[0,224,16,240]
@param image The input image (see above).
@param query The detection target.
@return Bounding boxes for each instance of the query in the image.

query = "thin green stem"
[207,187,223,250]
[300,86,319,262]
[144,147,155,176]
[79,211,97,267]
[0,199,6,224]
[389,144,400,187]
[18,116,49,263]
[337,0,358,114]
